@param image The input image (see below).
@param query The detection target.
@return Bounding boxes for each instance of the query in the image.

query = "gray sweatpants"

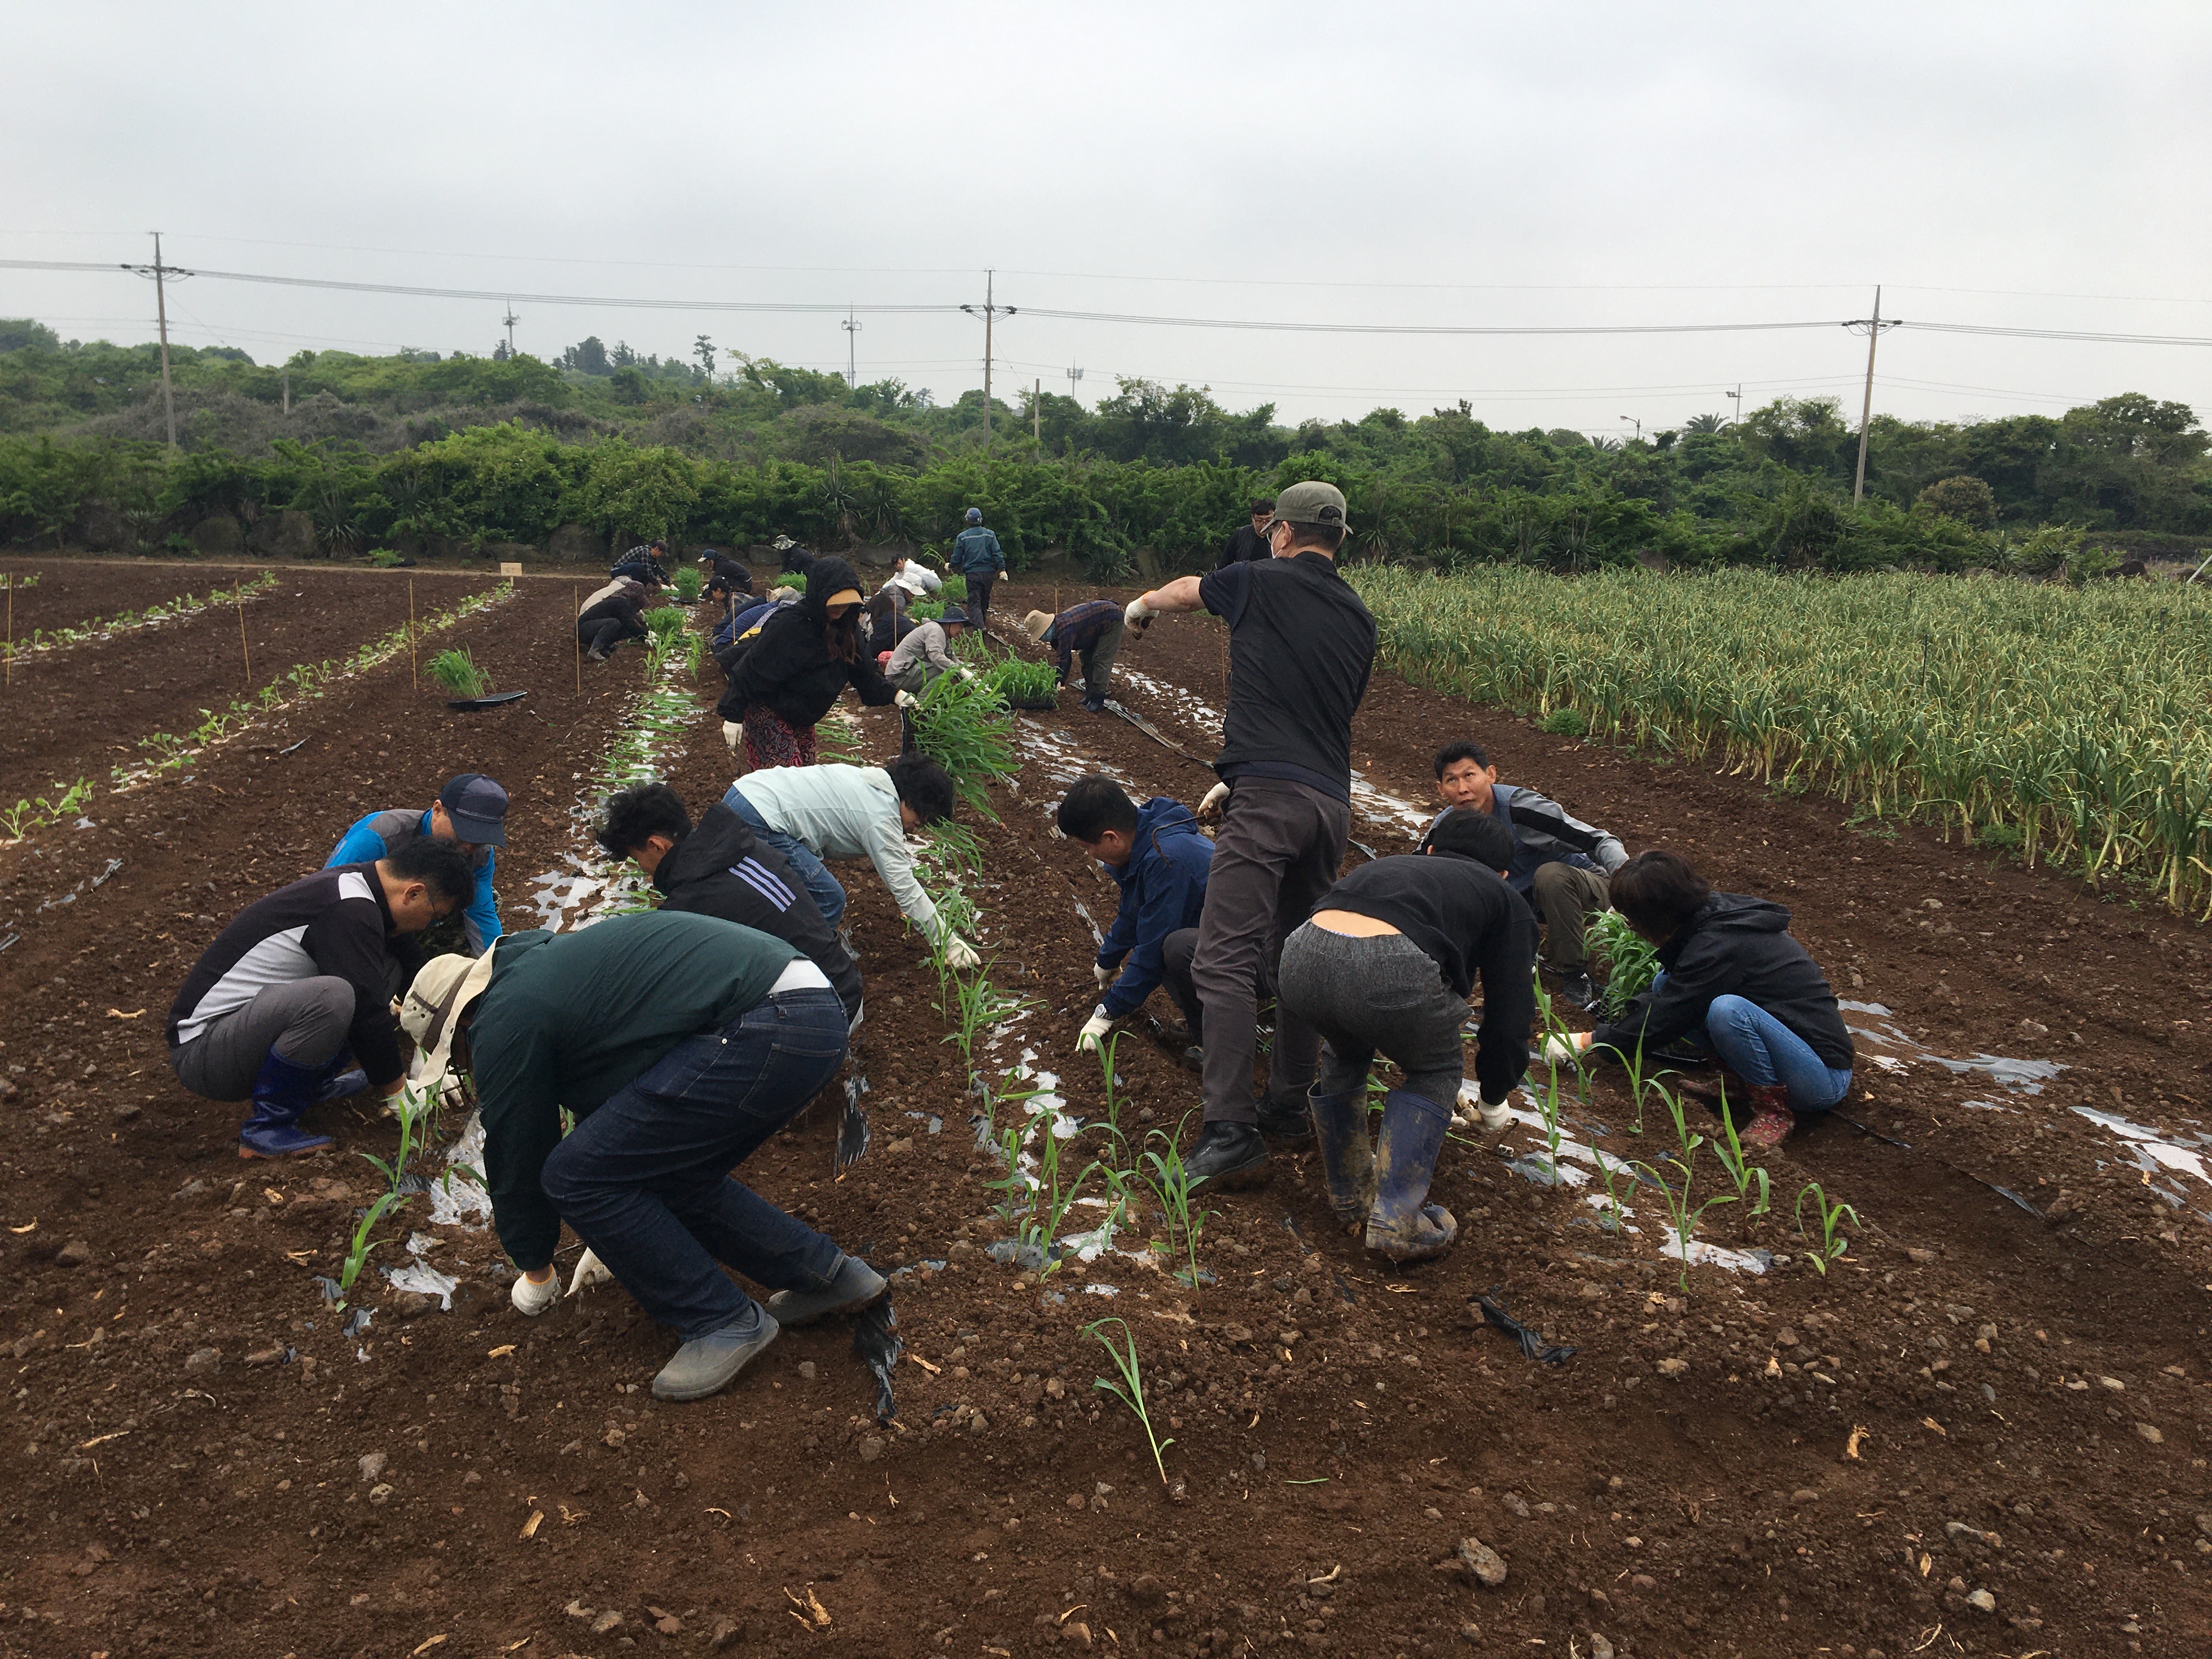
[169,977,355,1102]
[1190,777,1349,1125]
[1531,861,1611,973]
[1277,924,1466,1113]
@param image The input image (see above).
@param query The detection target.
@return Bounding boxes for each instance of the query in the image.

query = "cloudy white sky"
[5,1,2209,435]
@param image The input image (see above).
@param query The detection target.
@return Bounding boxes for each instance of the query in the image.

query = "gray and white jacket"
[1430,783,1627,896]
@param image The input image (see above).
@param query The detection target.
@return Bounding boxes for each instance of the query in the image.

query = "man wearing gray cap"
[325,772,511,956]
[1123,481,1378,1187]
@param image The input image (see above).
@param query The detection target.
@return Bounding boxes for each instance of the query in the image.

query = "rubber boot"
[1364,1088,1458,1263]
[1306,1091,1375,1231]
[1738,1083,1795,1151]
[239,1049,336,1159]
[312,1056,369,1104]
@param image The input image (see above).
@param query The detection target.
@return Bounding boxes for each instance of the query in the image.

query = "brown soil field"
[1,562,2207,1659]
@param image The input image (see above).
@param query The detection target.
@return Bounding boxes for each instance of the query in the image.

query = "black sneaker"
[1255,1090,1313,1142]
[1554,972,1598,1012]
[1183,1121,1269,1188]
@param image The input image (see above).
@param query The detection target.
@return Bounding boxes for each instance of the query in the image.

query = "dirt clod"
[1455,1538,1508,1587]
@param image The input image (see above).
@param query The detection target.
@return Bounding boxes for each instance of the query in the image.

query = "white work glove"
[510,1269,559,1317]
[1123,596,1155,630]
[894,689,917,709]
[956,665,978,682]
[566,1248,614,1297]
[1076,1006,1116,1053]
[1476,1096,1516,1133]
[1542,1032,1587,1066]
[944,934,981,971]
[1197,782,1230,819]
[1093,961,1116,990]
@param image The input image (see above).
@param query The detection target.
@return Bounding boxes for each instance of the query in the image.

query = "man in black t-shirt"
[1125,481,1378,1186]
[1215,498,1276,569]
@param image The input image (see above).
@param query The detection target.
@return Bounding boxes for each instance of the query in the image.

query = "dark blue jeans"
[722,787,847,927]
[540,988,850,1339]
[1654,971,1853,1113]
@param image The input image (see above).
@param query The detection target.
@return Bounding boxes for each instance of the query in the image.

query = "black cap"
[437,773,509,847]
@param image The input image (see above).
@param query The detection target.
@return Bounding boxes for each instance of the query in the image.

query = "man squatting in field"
[1546,849,1855,1150]
[167,837,477,1158]
[1429,740,1628,1010]
[577,574,652,663]
[1057,776,1215,1057]
[882,606,975,696]
[1023,598,1127,713]
[1278,808,1535,1262]
[401,910,885,1402]
[325,771,511,957]
[1124,480,1380,1187]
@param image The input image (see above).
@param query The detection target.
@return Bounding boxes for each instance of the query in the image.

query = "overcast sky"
[5,1,2209,436]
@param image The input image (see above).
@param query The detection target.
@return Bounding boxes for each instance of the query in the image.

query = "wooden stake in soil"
[235,579,252,686]
[574,584,582,696]
[4,583,11,690]
[409,579,417,691]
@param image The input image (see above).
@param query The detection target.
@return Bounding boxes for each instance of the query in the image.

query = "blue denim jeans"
[1653,968,1851,1113]
[540,988,850,1339]
[723,787,847,926]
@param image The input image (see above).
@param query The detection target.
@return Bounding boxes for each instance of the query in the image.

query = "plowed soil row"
[0,557,250,639]
[1,562,2207,1659]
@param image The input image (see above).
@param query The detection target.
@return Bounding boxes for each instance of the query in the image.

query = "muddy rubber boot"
[764,1254,889,1327]
[1183,1121,1269,1188]
[1364,1089,1458,1264]
[1306,1091,1375,1229]
[238,1049,336,1159]
[652,1306,781,1402]
[1738,1083,1795,1150]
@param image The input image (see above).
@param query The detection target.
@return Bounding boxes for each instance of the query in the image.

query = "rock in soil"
[1455,1538,1508,1587]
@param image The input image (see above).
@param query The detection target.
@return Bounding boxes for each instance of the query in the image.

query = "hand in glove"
[510,1267,559,1317]
[1093,960,1117,990]
[1542,1031,1590,1065]
[1197,781,1231,819]
[1076,1006,1116,1053]
[566,1248,614,1297]
[956,665,978,682]
[1475,1093,1516,1133]
[1123,596,1156,631]
[944,934,981,971]
[894,689,917,709]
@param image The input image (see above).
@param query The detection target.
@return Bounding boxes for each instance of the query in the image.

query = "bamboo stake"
[235,579,252,686]
[574,584,582,696]
[4,582,11,689]
[409,579,417,691]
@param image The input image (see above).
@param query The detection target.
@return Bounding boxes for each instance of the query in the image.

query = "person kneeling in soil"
[1023,599,1127,713]
[715,555,898,771]
[596,782,864,1029]
[400,911,885,1402]
[883,607,973,695]
[1430,740,1628,1011]
[1546,850,1853,1149]
[325,771,511,956]
[699,548,754,627]
[577,575,651,663]
[723,757,980,969]
[168,837,478,1158]
[1057,776,1212,1057]
[1276,808,1536,1262]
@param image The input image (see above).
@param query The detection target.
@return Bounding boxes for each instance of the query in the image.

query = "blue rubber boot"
[238,1049,336,1159]
[312,1056,369,1104]
[1306,1091,1374,1230]
[1364,1089,1458,1263]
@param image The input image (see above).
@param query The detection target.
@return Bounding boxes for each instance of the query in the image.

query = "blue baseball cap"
[964,507,983,524]
[438,772,509,846]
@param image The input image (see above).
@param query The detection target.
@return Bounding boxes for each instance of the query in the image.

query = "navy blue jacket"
[1095,798,1213,1020]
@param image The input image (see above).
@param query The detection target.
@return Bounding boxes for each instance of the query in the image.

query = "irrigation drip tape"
[1832,1114,2044,1220]
[1473,1286,1578,1365]
[853,1298,904,1427]
[1102,701,1212,771]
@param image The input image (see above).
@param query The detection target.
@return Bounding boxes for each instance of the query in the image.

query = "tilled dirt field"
[2,562,2208,1659]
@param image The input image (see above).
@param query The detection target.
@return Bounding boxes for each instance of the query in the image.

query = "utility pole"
[842,305,862,388]
[960,270,1016,449]
[1033,377,1041,444]
[1724,384,1742,428]
[1850,285,1895,505]
[122,233,188,450]
[503,301,519,355]
[1065,363,1084,400]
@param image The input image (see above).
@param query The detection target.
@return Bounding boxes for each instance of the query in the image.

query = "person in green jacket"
[400,911,887,1402]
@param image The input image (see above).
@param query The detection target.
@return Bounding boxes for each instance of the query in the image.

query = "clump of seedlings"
[425,647,493,700]
[0,778,91,842]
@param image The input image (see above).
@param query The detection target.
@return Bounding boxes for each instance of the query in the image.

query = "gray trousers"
[169,977,355,1101]
[1191,777,1349,1125]
[1074,612,1127,701]
[1278,924,1465,1113]
[1531,861,1611,972]
[1161,924,1276,1042]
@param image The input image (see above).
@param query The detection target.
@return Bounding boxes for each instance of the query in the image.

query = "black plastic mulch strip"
[1474,1285,1576,1365]
[1833,1113,2042,1219]
[852,1297,903,1426]
[836,1075,871,1173]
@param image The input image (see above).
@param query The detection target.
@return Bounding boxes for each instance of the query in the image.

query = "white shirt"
[732,765,945,943]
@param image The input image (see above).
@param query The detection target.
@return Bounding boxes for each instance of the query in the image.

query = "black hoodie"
[715,555,896,728]
[651,802,864,1022]
[1589,892,1853,1071]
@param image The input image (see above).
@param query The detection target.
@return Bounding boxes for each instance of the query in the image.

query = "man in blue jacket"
[1057,776,1212,1054]
[326,772,510,956]
[949,506,1006,631]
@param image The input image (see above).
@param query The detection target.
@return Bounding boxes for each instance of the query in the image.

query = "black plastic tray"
[445,691,528,712]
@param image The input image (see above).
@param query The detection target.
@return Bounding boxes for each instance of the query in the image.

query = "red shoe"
[1739,1084,1795,1150]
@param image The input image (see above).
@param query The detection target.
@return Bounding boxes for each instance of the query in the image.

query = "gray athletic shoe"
[651,1309,781,1402]
[764,1254,888,1328]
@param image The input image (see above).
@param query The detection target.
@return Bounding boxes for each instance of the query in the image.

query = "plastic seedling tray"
[445,691,528,711]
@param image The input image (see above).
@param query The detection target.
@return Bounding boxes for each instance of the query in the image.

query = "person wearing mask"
[949,507,1006,631]
[610,539,670,588]
[325,772,511,957]
[1056,776,1212,1056]
[884,608,972,695]
[1022,600,1126,713]
[168,837,477,1158]
[596,782,864,1029]
[715,556,899,771]
[1216,498,1277,569]
[1278,809,1534,1263]
[1429,740,1628,1009]
[1123,481,1378,1187]
[724,757,980,969]
[400,911,885,1402]
[578,574,651,663]
[1546,850,1853,1150]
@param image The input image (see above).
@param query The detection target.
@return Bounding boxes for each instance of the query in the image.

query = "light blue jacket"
[326,808,501,955]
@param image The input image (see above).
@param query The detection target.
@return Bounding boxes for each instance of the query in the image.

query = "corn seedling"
[1632,1108,1736,1291]
[1085,1317,1174,1484]
[1707,1079,1773,1216]
[1090,1031,1130,1150]
[358,1085,429,1199]
[986,657,1059,704]
[1587,910,1661,1020]
[425,646,493,700]
[334,1192,399,1309]
[1793,1181,1861,1274]
[1139,1114,1214,1288]
[984,1125,1034,1224]
[907,669,1015,819]
[936,573,968,606]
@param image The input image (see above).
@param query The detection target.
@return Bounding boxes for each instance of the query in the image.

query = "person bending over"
[610,539,670,589]
[597,782,864,1028]
[1431,740,1627,1010]
[1057,776,1212,1057]
[715,556,896,771]
[1547,849,1853,1149]
[578,575,651,663]
[884,607,973,696]
[699,548,754,626]
[889,554,943,603]
[724,757,980,969]
[1023,599,1126,713]
[326,771,510,956]
[1277,808,1535,1263]
[400,912,885,1403]
[168,837,477,1158]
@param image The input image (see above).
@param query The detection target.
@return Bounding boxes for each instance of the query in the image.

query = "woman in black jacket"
[1551,849,1853,1149]
[715,556,897,770]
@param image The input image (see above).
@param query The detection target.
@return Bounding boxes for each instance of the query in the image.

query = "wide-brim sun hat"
[401,951,497,1086]
[1023,610,1054,641]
